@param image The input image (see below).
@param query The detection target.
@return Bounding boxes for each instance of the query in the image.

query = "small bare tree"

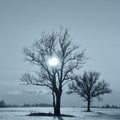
[68,71,112,112]
[21,28,86,115]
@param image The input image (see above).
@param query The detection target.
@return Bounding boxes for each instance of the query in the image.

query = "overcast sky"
[0,0,120,106]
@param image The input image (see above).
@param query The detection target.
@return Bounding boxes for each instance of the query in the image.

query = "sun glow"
[48,57,59,66]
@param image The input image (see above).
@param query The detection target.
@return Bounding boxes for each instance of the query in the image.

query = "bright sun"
[48,57,59,66]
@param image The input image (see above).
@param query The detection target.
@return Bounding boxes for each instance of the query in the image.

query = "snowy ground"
[0,107,120,120]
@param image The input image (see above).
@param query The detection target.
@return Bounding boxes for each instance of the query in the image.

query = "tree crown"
[68,71,112,101]
[21,28,86,92]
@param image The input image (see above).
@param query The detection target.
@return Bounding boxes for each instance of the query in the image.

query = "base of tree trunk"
[86,110,92,112]
[28,112,74,117]
[83,110,92,112]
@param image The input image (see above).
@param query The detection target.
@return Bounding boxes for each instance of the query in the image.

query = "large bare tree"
[68,71,112,112]
[21,28,86,115]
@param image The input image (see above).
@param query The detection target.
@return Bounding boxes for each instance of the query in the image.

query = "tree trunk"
[87,100,91,112]
[54,93,61,116]
[52,92,56,114]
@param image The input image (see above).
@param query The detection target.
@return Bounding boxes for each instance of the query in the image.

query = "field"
[0,107,120,120]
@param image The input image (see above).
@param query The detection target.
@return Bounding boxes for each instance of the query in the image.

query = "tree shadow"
[97,112,120,119]
[53,116,64,120]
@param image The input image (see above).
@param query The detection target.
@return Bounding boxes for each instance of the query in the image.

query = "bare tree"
[68,71,112,112]
[21,28,86,115]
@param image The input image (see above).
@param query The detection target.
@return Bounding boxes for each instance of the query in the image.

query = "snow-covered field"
[0,107,120,120]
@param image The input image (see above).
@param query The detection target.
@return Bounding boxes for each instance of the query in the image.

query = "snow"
[0,107,120,120]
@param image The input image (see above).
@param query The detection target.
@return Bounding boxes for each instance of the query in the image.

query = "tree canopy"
[68,71,112,111]
[21,28,86,115]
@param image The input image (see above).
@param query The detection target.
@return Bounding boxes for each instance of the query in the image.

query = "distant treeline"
[0,100,120,108]
[81,104,120,109]
[101,104,120,109]
[22,103,52,107]
[0,100,52,108]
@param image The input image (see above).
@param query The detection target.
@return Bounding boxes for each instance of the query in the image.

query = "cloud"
[7,91,21,95]
[7,88,50,95]
[22,89,41,95]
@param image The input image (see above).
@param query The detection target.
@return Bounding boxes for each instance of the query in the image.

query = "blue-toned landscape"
[0,0,120,120]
